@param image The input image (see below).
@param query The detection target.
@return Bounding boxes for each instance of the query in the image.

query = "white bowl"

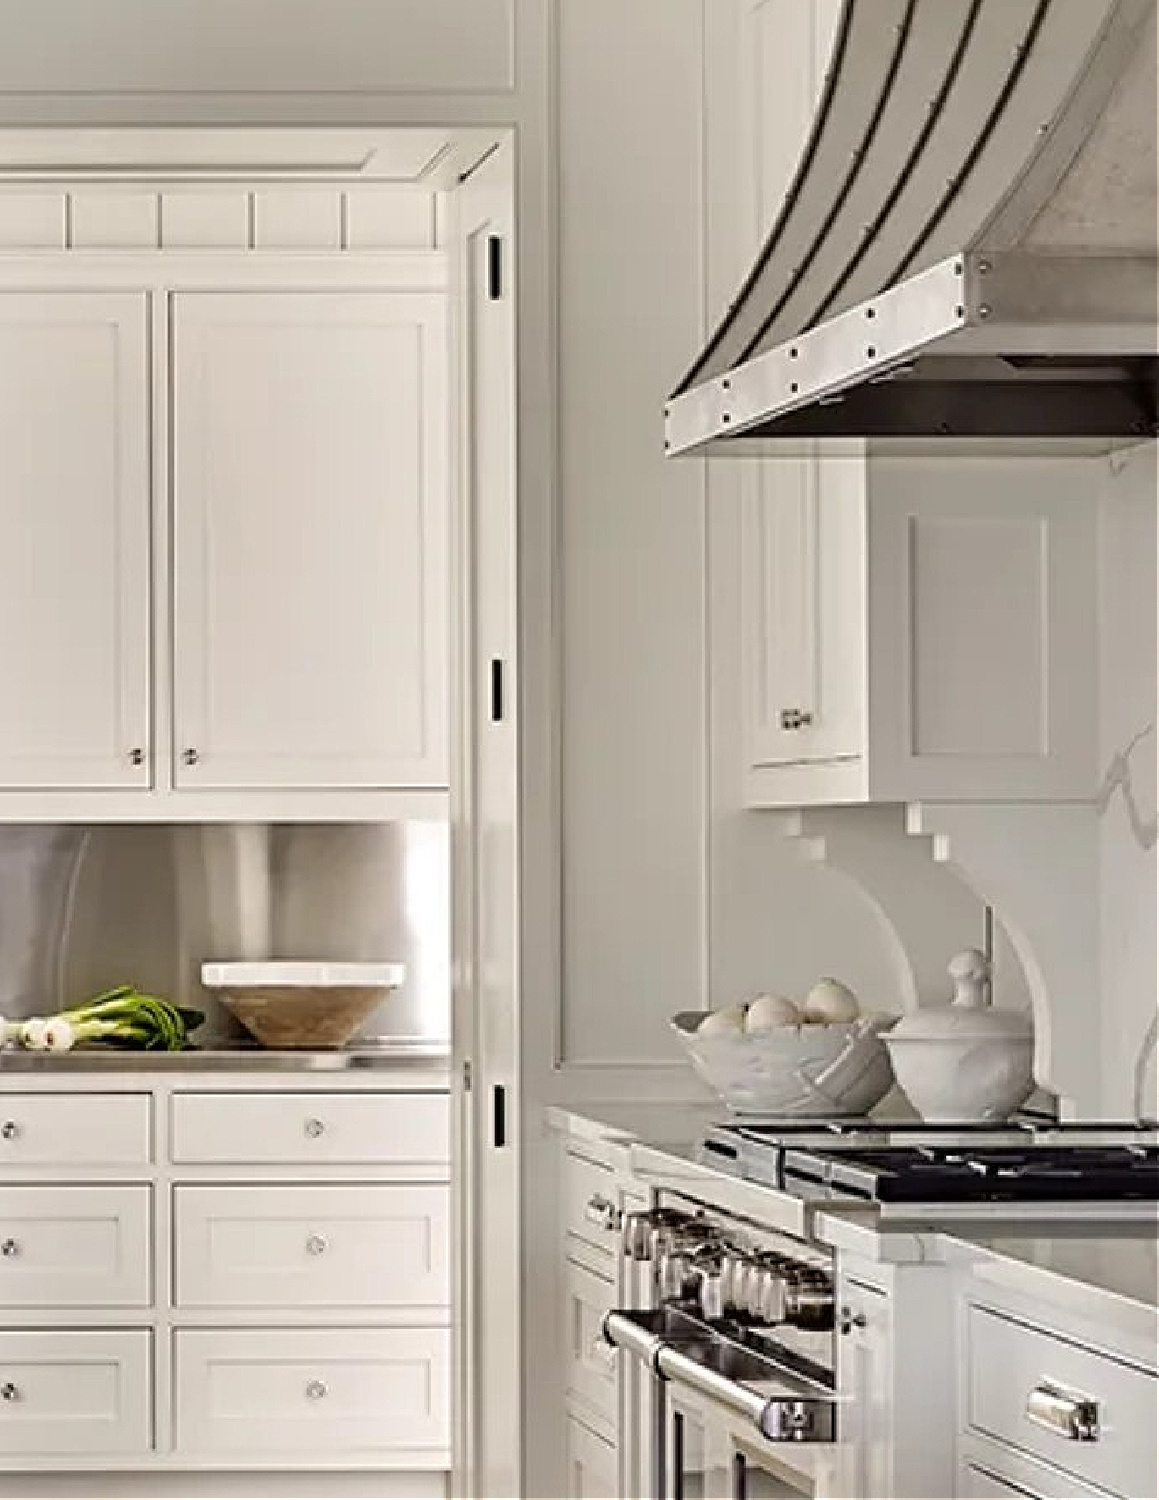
[883,1033,1034,1123]
[670,1013,896,1116]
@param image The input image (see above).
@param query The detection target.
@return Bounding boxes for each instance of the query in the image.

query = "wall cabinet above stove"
[0,270,449,820]
[741,456,1098,808]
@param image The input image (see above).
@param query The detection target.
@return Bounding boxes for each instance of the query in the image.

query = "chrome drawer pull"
[0,1240,19,1259]
[584,1194,621,1233]
[305,1380,328,1402]
[0,1121,20,1142]
[0,1383,18,1403]
[1026,1380,1100,1442]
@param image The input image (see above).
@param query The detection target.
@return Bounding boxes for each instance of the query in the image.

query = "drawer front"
[565,1257,617,1426]
[564,1151,620,1260]
[567,1413,618,1499]
[174,1327,450,1458]
[0,1094,150,1167]
[174,1184,450,1309]
[0,1330,151,1456]
[0,1186,150,1307]
[171,1091,450,1167]
[968,1304,1158,1498]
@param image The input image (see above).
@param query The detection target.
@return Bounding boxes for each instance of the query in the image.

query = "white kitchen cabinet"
[743,459,1099,806]
[0,1072,452,1478]
[0,292,152,790]
[170,291,449,791]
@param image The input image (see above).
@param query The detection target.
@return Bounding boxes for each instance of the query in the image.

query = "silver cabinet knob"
[305,1234,328,1257]
[181,748,199,767]
[780,708,815,731]
[0,1121,19,1142]
[305,1380,328,1402]
[304,1117,326,1139]
[0,1240,19,1259]
[0,1383,18,1402]
[584,1194,621,1233]
[128,747,145,767]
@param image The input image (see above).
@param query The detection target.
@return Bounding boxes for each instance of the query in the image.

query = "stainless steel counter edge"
[0,1039,452,1074]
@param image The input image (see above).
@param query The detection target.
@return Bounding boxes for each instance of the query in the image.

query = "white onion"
[745,994,801,1032]
[802,978,860,1025]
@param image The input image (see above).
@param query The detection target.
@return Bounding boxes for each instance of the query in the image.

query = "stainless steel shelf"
[0,1038,451,1073]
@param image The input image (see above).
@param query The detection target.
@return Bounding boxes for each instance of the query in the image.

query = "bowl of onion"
[670,980,897,1116]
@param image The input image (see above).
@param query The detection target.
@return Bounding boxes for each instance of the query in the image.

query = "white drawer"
[0,1186,150,1308]
[174,1327,450,1459]
[564,1151,621,1260]
[968,1304,1158,1499]
[170,1091,450,1167]
[174,1184,449,1309]
[0,1330,151,1457]
[565,1257,617,1427]
[0,1093,150,1167]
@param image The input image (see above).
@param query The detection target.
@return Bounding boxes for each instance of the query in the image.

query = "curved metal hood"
[667,0,1158,456]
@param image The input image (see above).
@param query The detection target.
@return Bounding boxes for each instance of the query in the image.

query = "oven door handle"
[603,1309,837,1445]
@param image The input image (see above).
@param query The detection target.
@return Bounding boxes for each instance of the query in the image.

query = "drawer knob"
[181,748,199,767]
[780,708,815,731]
[1026,1380,1100,1442]
[128,747,145,767]
[305,1380,328,1402]
[0,1383,18,1403]
[584,1194,621,1233]
[305,1234,328,1257]
[0,1121,20,1142]
[304,1117,326,1139]
[0,1240,19,1260]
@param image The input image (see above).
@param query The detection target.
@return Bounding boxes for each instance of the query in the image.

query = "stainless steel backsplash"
[0,823,450,1043]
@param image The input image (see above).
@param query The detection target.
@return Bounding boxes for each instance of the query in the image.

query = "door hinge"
[490,658,505,723]
[487,234,503,300]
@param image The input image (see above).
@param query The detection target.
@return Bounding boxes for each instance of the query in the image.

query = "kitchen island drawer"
[967,1304,1158,1499]
[0,1330,151,1456]
[564,1151,621,1259]
[170,1090,450,1167]
[174,1327,450,1460]
[565,1256,617,1426]
[174,1183,449,1308]
[0,1186,150,1307]
[0,1093,150,1167]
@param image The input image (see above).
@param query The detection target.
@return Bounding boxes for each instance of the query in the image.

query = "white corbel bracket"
[776,806,982,1014]
[906,802,1099,1119]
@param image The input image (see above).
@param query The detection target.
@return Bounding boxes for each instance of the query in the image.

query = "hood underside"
[667,0,1158,457]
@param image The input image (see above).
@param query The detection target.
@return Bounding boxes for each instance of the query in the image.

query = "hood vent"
[666,0,1157,456]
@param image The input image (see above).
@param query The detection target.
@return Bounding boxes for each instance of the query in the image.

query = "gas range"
[700,1117,1159,1220]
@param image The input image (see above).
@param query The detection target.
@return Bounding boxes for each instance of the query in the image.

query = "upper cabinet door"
[0,292,151,790]
[171,291,448,791]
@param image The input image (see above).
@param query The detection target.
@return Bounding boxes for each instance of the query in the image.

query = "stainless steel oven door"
[605,1307,838,1499]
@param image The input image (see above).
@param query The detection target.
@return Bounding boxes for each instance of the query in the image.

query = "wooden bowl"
[201,963,405,1050]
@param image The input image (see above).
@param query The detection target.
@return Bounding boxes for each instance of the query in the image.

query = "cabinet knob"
[305,1234,328,1257]
[305,1380,328,1402]
[128,748,145,767]
[779,708,815,731]
[0,1383,18,1403]
[0,1240,19,1260]
[181,748,199,767]
[304,1117,326,1139]
[0,1121,19,1142]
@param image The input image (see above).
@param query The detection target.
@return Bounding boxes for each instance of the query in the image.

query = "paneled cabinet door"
[170,291,449,790]
[565,1414,617,1500]
[0,292,151,789]
[741,457,865,773]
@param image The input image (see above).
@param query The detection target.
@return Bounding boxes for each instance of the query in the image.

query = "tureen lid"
[889,949,1033,1041]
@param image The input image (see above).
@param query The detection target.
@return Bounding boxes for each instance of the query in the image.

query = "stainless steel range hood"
[666,0,1158,456]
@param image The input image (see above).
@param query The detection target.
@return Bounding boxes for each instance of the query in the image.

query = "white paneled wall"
[0,186,440,250]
